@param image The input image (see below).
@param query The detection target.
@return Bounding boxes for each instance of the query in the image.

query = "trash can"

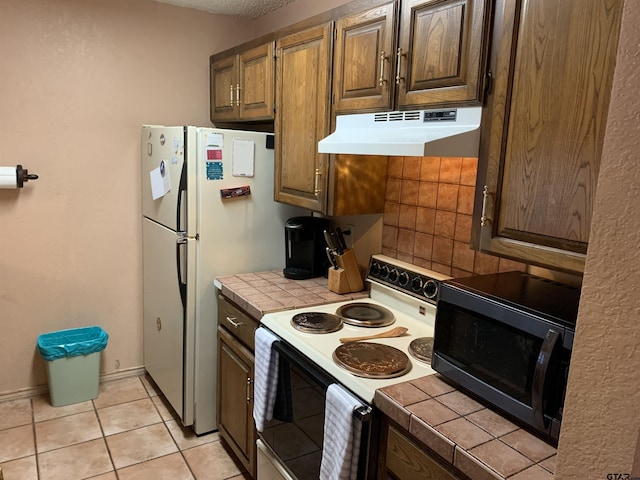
[37,326,109,407]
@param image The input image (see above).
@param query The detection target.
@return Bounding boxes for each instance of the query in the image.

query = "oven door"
[258,339,376,480]
[432,287,572,443]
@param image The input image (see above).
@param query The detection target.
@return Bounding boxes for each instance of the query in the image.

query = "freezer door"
[142,218,195,426]
[141,126,196,235]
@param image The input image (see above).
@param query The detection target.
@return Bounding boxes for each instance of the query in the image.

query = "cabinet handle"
[480,185,493,227]
[226,316,243,328]
[246,377,254,402]
[395,48,405,85]
[229,84,234,106]
[314,168,322,196]
[236,84,241,106]
[378,51,388,86]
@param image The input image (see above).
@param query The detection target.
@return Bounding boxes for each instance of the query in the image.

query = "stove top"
[260,255,451,402]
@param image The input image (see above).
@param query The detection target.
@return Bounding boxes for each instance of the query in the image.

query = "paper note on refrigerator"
[205,133,224,166]
[232,139,255,177]
[150,163,170,200]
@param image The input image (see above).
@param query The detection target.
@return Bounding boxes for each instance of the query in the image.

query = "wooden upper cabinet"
[473,0,623,273]
[274,24,333,212]
[333,2,397,113]
[210,55,236,121]
[331,0,490,113]
[396,0,490,108]
[210,42,274,122]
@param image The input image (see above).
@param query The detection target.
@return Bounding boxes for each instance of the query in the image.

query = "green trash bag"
[37,326,109,361]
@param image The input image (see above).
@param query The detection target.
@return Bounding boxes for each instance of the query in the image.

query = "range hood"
[318,107,482,157]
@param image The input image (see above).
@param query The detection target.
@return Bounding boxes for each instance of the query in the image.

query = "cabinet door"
[397,0,490,108]
[239,42,275,120]
[333,2,397,113]
[385,425,462,480]
[473,0,622,273]
[275,23,333,212]
[210,55,238,122]
[217,326,256,476]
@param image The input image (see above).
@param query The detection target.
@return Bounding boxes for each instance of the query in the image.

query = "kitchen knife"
[323,229,336,251]
[335,227,348,252]
[330,230,343,255]
[326,247,338,269]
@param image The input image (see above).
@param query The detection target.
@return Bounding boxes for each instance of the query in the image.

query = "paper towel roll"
[0,166,17,189]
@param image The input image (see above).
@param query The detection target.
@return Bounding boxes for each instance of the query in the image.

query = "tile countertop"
[216,270,557,480]
[375,375,557,480]
[215,270,369,320]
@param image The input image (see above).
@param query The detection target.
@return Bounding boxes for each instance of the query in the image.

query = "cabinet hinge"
[333,28,337,41]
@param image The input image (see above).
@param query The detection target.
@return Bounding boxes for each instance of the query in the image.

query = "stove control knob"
[388,269,399,283]
[411,277,424,291]
[380,265,390,279]
[369,261,381,277]
[398,272,410,287]
[423,280,438,299]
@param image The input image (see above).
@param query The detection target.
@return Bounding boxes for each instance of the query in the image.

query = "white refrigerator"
[141,126,303,434]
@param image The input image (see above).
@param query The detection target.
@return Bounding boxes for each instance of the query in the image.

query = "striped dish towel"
[320,384,365,480]
[253,327,280,432]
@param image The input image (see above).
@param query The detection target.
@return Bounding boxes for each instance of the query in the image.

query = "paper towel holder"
[16,164,38,187]
[0,164,39,189]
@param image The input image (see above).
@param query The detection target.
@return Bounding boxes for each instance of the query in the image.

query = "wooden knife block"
[328,249,364,294]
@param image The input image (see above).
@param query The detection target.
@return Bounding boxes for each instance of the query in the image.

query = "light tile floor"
[0,375,250,480]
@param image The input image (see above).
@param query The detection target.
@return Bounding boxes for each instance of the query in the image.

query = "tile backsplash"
[382,156,526,277]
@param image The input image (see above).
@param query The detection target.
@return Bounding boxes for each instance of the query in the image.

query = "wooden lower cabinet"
[217,296,258,478]
[381,422,464,480]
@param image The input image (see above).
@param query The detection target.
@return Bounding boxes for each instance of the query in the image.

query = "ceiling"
[152,0,297,19]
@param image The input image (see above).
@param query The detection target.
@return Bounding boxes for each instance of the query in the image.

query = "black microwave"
[432,271,581,444]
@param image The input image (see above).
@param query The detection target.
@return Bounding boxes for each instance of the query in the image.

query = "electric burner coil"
[333,342,411,378]
[408,337,434,364]
[291,312,343,333]
[335,303,396,328]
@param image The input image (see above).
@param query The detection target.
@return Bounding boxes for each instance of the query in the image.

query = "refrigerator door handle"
[176,236,188,309]
[176,160,188,232]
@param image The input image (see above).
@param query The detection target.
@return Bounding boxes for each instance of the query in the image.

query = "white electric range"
[260,254,452,403]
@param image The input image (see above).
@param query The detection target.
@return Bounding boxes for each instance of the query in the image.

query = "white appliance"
[257,255,451,479]
[260,255,450,403]
[317,107,482,157]
[141,125,303,434]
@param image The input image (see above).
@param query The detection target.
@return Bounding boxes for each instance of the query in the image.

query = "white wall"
[0,0,253,395]
[0,0,357,398]
[556,1,640,476]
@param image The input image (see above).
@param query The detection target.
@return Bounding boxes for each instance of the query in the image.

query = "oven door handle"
[272,340,336,391]
[532,329,560,431]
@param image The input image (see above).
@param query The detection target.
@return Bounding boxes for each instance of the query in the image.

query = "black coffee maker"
[283,216,330,280]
